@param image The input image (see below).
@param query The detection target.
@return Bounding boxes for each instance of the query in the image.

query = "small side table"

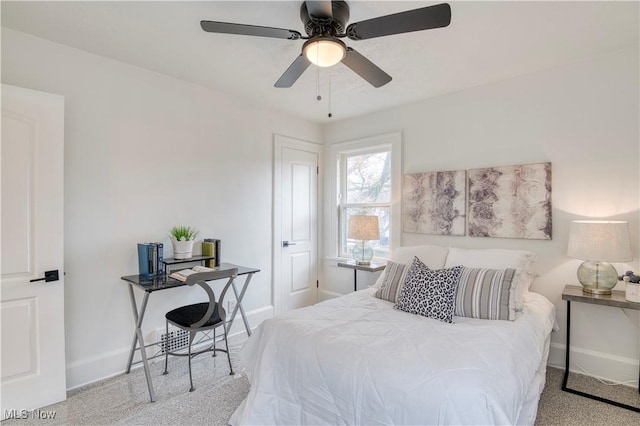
[337,260,386,292]
[561,284,640,413]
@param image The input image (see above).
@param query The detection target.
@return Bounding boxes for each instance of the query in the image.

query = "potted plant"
[169,226,198,259]
[619,271,640,303]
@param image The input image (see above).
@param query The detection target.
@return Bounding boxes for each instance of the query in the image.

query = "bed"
[230,245,557,425]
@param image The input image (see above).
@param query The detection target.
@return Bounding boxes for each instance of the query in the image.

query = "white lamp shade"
[348,215,380,241]
[303,39,346,67]
[567,220,632,262]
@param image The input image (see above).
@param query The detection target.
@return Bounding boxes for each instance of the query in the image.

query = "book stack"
[201,239,221,267]
[137,242,164,276]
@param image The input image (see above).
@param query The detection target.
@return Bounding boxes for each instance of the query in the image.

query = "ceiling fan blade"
[346,3,451,41]
[275,55,311,88]
[341,48,392,88]
[305,1,333,20]
[200,21,302,40]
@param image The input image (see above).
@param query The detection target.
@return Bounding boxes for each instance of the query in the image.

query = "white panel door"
[1,84,66,418]
[274,136,321,313]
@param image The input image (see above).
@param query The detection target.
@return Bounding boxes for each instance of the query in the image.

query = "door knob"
[282,241,297,247]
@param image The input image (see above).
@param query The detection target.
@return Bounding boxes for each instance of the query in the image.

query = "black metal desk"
[562,284,640,413]
[120,262,259,402]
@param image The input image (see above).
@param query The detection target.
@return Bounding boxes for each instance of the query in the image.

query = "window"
[339,148,391,259]
[330,132,401,261]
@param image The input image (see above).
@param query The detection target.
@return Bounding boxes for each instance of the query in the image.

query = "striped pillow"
[455,267,516,320]
[374,261,408,302]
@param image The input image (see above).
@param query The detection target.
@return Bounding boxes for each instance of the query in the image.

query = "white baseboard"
[318,289,343,302]
[65,305,274,390]
[548,342,639,388]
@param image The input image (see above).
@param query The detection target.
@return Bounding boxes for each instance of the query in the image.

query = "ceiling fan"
[200,1,451,88]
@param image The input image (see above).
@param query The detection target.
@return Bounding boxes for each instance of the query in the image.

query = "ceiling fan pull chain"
[316,46,322,101]
[328,69,333,118]
[316,65,322,101]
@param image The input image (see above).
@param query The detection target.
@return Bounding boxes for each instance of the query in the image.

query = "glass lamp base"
[352,241,373,265]
[577,261,618,295]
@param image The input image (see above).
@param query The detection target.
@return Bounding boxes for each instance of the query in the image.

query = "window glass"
[345,151,391,204]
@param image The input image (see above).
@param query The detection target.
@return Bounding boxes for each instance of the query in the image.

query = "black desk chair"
[162,268,238,392]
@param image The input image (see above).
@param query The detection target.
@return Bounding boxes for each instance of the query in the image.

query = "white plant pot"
[172,239,194,260]
[625,282,640,303]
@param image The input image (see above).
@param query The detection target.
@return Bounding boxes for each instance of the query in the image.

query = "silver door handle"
[282,241,297,247]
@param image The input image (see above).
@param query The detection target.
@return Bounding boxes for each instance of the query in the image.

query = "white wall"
[323,47,640,385]
[2,25,638,391]
[1,28,322,389]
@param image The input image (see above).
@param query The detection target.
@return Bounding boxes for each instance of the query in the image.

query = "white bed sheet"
[231,289,556,425]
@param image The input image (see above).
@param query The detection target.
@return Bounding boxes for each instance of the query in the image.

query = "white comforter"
[231,289,556,425]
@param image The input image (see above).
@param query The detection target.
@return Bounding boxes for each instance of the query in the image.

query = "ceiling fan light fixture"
[303,38,346,67]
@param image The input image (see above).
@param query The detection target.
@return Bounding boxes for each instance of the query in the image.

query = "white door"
[1,84,66,418]
[274,135,321,313]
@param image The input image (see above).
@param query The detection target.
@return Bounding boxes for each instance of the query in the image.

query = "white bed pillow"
[444,247,537,320]
[372,244,449,289]
[392,244,449,268]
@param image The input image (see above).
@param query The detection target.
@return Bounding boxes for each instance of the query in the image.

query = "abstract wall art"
[467,162,552,239]
[403,170,466,236]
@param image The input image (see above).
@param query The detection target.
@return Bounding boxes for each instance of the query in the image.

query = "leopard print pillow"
[395,257,462,323]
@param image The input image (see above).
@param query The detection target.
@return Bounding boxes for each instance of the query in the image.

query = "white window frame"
[328,132,402,260]
[338,146,391,258]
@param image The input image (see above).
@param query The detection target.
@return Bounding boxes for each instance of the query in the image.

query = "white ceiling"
[2,1,638,124]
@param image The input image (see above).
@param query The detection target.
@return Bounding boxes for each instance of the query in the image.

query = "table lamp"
[567,220,632,295]
[348,215,380,265]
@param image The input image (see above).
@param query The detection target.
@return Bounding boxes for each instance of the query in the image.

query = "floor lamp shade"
[567,220,632,294]
[348,215,380,265]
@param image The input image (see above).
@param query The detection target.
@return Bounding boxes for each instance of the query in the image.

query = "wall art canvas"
[403,170,466,236]
[468,162,552,239]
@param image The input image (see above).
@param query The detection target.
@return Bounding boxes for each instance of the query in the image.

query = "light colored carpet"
[536,365,639,425]
[3,337,250,426]
[5,336,639,425]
